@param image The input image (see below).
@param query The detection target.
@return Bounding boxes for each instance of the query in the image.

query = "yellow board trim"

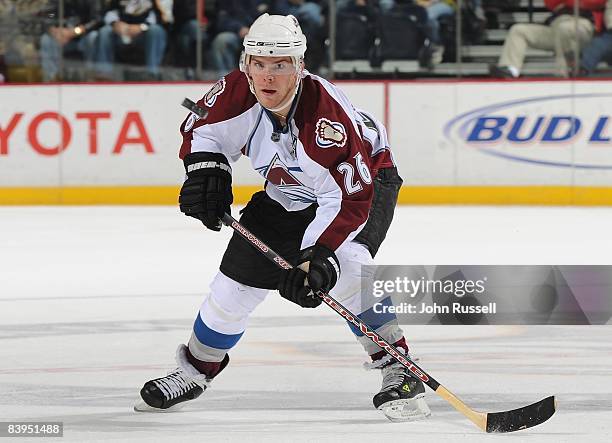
[1,185,612,205]
[0,186,263,205]
[398,186,612,205]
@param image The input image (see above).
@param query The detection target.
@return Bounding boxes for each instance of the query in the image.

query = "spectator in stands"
[338,0,380,17]
[580,0,612,74]
[489,0,606,78]
[211,0,270,75]
[39,0,102,82]
[417,0,456,47]
[1,0,48,82]
[0,1,10,82]
[383,0,431,67]
[172,0,209,78]
[95,0,168,80]
[387,0,427,17]
[272,1,325,70]
[334,0,380,64]
[379,0,395,12]
[272,1,323,42]
[337,0,394,12]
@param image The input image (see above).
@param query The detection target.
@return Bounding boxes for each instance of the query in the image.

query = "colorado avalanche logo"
[256,154,315,203]
[204,77,226,107]
[315,118,347,148]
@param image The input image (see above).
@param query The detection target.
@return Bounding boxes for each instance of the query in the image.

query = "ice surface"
[1,206,611,442]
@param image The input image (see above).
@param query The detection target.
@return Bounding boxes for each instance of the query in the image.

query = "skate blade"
[378,394,432,422]
[133,399,186,413]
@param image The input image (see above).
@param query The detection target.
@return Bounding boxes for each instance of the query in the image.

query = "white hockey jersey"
[179,70,395,253]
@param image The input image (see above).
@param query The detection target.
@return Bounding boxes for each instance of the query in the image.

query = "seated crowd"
[489,0,612,78]
[0,0,611,83]
[0,0,327,82]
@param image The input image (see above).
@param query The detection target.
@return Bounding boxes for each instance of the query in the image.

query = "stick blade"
[486,396,556,433]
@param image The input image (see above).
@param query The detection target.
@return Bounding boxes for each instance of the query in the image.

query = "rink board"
[1,80,612,204]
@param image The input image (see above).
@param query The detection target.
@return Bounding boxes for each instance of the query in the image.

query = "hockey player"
[134,14,430,422]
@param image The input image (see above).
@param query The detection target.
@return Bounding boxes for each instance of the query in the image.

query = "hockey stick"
[180,98,556,432]
[182,97,208,119]
[220,213,556,433]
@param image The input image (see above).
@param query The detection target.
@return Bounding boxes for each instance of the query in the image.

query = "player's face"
[248,56,299,110]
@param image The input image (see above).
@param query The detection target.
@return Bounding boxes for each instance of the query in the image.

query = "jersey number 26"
[337,152,372,195]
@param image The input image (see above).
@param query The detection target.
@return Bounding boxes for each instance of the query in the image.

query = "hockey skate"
[369,355,431,422]
[134,344,228,412]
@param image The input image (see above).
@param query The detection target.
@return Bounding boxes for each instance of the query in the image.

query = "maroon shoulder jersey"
[179,70,396,252]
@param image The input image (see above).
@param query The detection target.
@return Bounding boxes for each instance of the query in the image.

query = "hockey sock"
[186,347,227,378]
[369,337,408,362]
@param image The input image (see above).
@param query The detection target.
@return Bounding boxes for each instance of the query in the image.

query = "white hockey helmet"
[242,13,307,60]
[240,14,307,111]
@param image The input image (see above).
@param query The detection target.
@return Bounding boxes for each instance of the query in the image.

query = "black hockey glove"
[278,245,340,308]
[179,152,232,231]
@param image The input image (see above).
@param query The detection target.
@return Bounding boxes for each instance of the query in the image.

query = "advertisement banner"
[0,82,383,189]
[390,81,612,187]
[2,79,612,204]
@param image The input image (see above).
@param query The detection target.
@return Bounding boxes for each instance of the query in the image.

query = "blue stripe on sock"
[347,296,397,336]
[193,314,244,349]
